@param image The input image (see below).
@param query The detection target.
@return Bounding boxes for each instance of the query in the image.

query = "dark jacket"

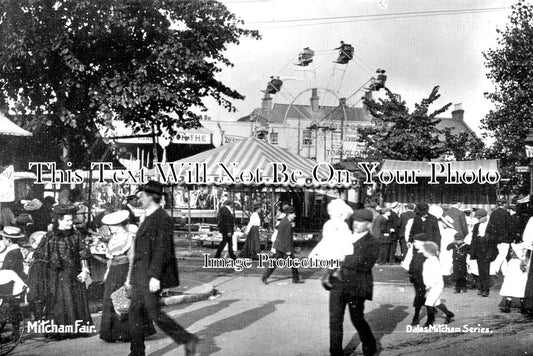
[2,247,24,279]
[217,206,234,234]
[389,210,400,240]
[443,207,468,237]
[340,232,380,300]
[409,214,441,246]
[469,223,498,262]
[486,207,511,243]
[446,242,470,264]
[132,207,179,289]
[372,215,391,243]
[399,210,415,238]
[273,217,293,253]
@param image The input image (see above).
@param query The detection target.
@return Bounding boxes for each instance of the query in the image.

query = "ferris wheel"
[261,41,382,160]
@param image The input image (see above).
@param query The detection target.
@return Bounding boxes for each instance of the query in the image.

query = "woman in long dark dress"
[241,205,262,259]
[34,204,93,339]
[99,210,155,342]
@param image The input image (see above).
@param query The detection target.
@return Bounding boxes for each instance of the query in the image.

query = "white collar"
[145,205,159,217]
[4,244,19,254]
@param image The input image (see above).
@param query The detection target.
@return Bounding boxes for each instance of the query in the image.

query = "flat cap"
[474,208,488,218]
[352,209,373,222]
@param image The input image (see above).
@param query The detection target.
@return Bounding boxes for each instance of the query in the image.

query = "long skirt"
[522,255,533,312]
[100,263,155,342]
[45,267,93,339]
[241,226,260,259]
[499,259,528,298]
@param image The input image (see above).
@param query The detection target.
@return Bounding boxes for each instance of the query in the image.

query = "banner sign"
[0,165,15,202]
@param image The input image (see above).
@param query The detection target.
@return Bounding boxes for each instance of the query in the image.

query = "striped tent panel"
[148,136,336,186]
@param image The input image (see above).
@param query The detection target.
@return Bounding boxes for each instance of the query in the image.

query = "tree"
[358,86,482,161]
[481,0,533,194]
[0,0,259,167]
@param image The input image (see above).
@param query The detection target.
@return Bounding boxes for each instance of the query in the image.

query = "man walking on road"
[328,208,380,356]
[262,206,303,284]
[215,199,236,259]
[129,181,199,356]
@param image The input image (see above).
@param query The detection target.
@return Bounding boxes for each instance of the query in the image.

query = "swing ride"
[259,41,387,163]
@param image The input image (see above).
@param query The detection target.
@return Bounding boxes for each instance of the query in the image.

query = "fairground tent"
[0,112,32,136]
[147,136,339,187]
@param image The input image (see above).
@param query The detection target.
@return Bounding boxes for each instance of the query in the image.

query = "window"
[270,132,278,144]
[303,129,312,145]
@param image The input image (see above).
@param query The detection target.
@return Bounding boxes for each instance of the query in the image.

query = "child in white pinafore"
[418,241,455,327]
[309,199,353,286]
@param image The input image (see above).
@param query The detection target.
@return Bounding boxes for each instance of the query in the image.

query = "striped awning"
[0,113,32,136]
[146,136,337,187]
[380,159,499,177]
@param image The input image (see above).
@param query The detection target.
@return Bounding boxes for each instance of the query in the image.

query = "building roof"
[238,103,476,136]
[238,104,371,124]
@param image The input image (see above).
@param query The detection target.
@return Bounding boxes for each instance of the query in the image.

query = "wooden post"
[187,187,192,252]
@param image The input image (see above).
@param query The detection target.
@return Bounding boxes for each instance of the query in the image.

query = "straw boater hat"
[23,199,42,211]
[428,205,444,219]
[102,210,130,226]
[0,227,24,239]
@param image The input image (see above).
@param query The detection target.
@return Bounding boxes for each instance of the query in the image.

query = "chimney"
[451,103,464,121]
[262,92,273,112]
[310,88,319,112]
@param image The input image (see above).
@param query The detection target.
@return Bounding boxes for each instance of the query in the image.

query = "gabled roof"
[239,104,477,136]
[238,104,371,124]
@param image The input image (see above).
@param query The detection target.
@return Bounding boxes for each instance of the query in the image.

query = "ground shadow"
[150,299,285,356]
[344,303,409,355]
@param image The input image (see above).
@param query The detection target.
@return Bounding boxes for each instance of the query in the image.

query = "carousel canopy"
[0,112,32,136]
[147,136,337,187]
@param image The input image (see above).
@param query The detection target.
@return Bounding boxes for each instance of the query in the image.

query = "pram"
[0,270,27,356]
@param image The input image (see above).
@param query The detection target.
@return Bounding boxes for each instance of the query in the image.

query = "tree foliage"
[0,0,259,166]
[358,87,483,161]
[481,0,533,194]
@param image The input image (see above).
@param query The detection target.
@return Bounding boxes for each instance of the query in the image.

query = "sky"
[202,0,517,137]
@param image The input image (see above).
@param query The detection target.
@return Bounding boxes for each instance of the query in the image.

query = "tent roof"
[147,136,337,187]
[379,159,499,177]
[0,113,31,136]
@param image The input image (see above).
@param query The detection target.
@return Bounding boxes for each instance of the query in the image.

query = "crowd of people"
[0,181,199,355]
[1,185,533,356]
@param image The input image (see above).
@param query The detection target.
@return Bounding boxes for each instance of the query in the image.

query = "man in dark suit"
[215,200,236,259]
[373,208,392,264]
[261,206,302,284]
[129,181,198,356]
[398,203,415,260]
[329,208,380,356]
[486,199,512,243]
[443,198,468,237]
[469,208,498,297]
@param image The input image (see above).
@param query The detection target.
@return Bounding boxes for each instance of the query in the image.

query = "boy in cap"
[446,232,470,293]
